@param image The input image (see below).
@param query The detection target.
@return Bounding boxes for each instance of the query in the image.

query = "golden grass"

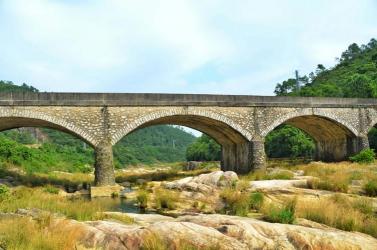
[140,231,221,250]
[296,194,377,236]
[0,216,84,250]
[154,188,180,210]
[296,161,377,193]
[220,187,251,216]
[0,186,118,221]
[102,213,134,224]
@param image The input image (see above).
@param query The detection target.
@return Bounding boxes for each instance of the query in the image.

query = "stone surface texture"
[75,213,377,250]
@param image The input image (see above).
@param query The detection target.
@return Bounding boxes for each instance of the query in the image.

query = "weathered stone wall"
[0,93,376,186]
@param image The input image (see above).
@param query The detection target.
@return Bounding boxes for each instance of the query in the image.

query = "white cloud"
[0,0,376,94]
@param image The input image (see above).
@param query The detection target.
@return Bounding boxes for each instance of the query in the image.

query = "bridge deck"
[0,92,376,107]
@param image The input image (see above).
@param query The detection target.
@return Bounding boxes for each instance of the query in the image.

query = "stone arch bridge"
[0,92,376,189]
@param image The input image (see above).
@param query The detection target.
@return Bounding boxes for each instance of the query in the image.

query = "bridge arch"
[261,110,359,162]
[112,109,253,173]
[0,109,96,147]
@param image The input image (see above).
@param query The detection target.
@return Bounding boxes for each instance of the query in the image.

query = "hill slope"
[271,38,377,158]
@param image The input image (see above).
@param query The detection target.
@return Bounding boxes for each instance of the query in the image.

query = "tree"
[265,125,315,158]
[274,79,298,96]
[343,74,375,98]
[186,134,221,161]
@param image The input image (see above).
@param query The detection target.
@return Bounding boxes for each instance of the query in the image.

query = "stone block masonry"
[0,92,376,193]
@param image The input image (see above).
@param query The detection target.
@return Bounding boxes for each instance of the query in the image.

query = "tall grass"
[0,186,118,221]
[0,217,83,250]
[296,194,377,237]
[154,188,180,210]
[298,162,377,193]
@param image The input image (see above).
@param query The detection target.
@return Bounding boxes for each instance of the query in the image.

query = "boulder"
[250,179,308,191]
[10,209,377,250]
[164,171,238,193]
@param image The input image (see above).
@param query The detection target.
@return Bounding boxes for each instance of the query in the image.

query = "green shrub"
[249,192,264,210]
[263,199,296,224]
[267,170,294,180]
[43,185,60,194]
[364,180,377,196]
[350,148,375,164]
[0,184,10,201]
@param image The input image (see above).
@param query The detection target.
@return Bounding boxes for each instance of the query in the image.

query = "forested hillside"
[274,38,377,97]
[0,81,196,173]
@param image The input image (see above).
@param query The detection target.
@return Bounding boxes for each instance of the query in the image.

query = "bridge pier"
[315,135,370,162]
[355,135,370,152]
[251,139,266,170]
[91,139,121,197]
[221,140,266,174]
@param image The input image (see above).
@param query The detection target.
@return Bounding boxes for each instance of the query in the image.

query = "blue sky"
[0,0,376,95]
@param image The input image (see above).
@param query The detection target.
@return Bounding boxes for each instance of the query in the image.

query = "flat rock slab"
[250,179,308,190]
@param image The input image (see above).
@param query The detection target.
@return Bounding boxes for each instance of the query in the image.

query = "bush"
[350,148,375,164]
[43,185,60,194]
[263,198,296,224]
[249,192,264,210]
[364,179,377,196]
[0,184,10,201]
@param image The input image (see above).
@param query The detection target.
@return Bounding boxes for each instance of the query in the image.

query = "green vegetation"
[363,180,377,197]
[186,134,221,161]
[269,38,377,159]
[350,148,376,164]
[262,198,296,224]
[249,192,264,210]
[114,125,196,167]
[265,125,315,158]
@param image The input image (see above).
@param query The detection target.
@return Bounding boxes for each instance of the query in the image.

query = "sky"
[0,0,377,95]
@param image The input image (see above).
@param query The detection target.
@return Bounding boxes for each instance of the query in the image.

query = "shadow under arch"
[266,115,359,161]
[115,114,253,173]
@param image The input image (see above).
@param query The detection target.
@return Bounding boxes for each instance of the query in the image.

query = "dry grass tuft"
[154,188,180,210]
